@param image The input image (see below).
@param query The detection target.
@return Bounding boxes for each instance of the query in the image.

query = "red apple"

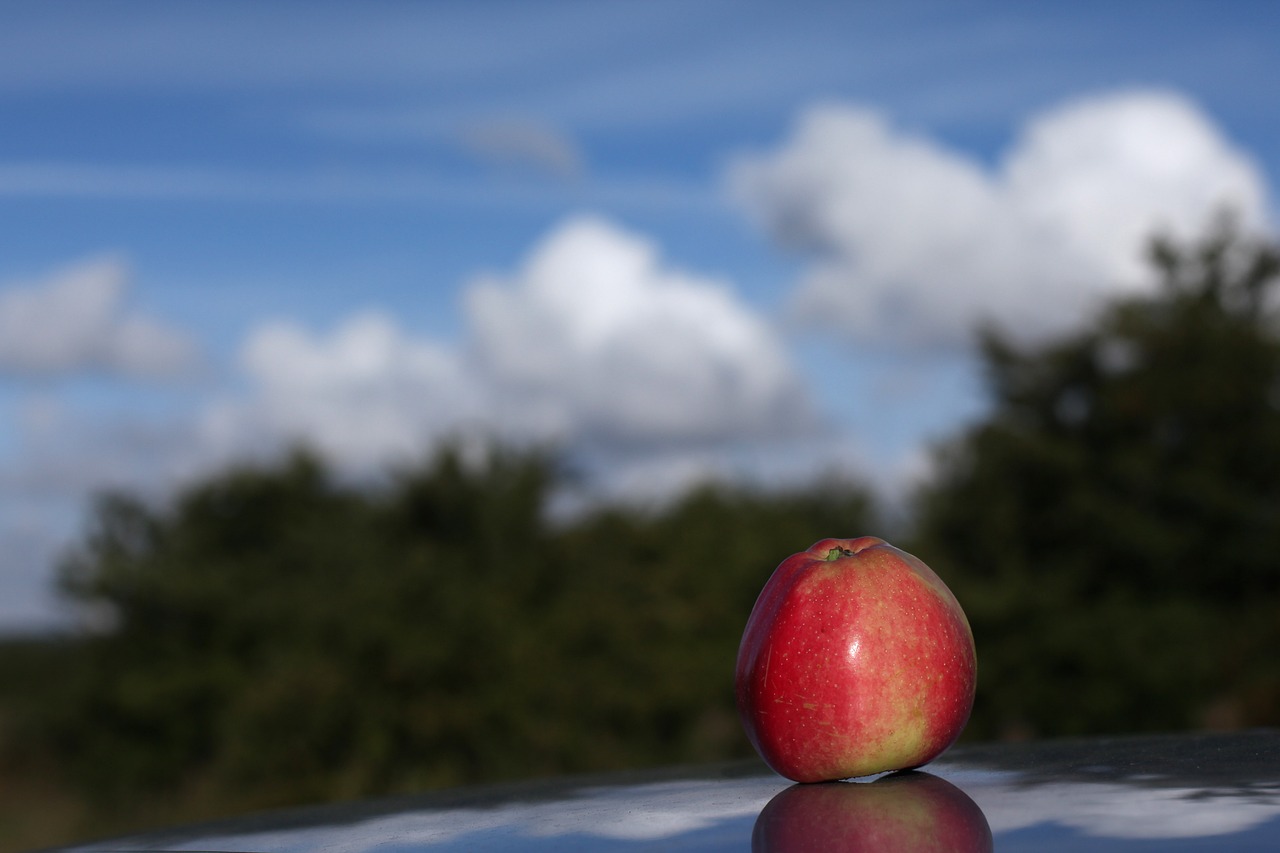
[736,537,976,783]
[752,771,993,852]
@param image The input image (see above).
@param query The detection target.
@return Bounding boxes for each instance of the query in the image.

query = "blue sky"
[2,0,1279,631]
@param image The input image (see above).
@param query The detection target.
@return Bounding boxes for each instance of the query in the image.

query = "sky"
[1,0,1278,631]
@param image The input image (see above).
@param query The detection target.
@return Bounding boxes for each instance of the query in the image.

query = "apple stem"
[824,547,856,561]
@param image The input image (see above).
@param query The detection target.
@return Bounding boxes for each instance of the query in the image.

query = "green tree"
[29,442,876,829]
[914,220,1280,738]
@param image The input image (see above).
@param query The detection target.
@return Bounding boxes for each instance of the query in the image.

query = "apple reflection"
[753,771,993,852]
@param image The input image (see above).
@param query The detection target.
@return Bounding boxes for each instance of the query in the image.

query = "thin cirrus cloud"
[730,89,1271,350]
[0,161,718,214]
[215,215,815,471]
[456,117,587,179]
[0,256,200,380]
[299,106,589,181]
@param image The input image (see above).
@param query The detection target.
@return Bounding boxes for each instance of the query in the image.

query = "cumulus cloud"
[214,312,481,469]
[0,257,200,379]
[464,215,813,449]
[731,90,1271,348]
[211,215,814,473]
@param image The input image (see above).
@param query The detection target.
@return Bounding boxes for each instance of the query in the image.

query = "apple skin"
[735,536,976,783]
[752,771,993,853]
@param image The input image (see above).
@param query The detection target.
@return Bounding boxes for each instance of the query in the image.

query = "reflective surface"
[49,730,1280,852]
[753,771,993,851]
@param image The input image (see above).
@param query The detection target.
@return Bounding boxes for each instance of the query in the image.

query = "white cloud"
[731,90,1271,349]
[967,777,1280,840]
[70,775,786,851]
[0,257,199,379]
[465,215,814,448]
[221,312,481,469]
[1003,90,1269,282]
[210,215,814,475]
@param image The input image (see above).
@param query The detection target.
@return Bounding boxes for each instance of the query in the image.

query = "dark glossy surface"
[48,730,1280,852]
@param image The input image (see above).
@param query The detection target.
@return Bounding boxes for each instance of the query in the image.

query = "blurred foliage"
[0,446,875,844]
[912,217,1280,739]
[4,220,1280,850]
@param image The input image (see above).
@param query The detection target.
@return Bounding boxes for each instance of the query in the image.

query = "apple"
[735,536,976,783]
[752,771,992,852]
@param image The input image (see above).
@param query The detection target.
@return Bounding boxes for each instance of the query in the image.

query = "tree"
[914,219,1280,738]
[30,443,877,826]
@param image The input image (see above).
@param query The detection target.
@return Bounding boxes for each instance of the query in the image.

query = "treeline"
[0,450,879,845]
[3,222,1280,848]
[915,221,1280,739]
